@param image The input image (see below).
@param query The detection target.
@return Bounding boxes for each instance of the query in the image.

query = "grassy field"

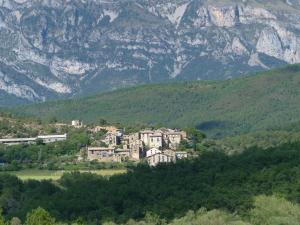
[3,169,127,181]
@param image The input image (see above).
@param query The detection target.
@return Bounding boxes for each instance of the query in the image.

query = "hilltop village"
[84,123,188,166]
[0,118,189,167]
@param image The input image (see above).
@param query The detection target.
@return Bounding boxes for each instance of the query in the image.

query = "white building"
[175,151,188,159]
[140,129,186,150]
[140,130,154,146]
[149,133,163,148]
[0,134,67,145]
[37,134,67,143]
[72,120,83,128]
[147,152,176,167]
[146,148,162,157]
[0,138,37,146]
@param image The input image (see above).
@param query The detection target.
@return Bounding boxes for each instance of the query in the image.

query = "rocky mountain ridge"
[1,0,300,105]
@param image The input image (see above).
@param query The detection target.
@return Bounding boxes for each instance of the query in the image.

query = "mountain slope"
[1,0,300,105]
[14,64,300,137]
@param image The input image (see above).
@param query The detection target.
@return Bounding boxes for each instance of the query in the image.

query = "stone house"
[155,128,187,149]
[129,139,145,160]
[122,133,143,160]
[87,147,120,162]
[147,151,176,167]
[140,130,154,146]
[86,127,187,163]
[72,120,83,128]
[149,133,163,148]
[180,131,187,139]
[146,148,162,157]
[92,126,122,134]
[175,151,188,159]
[139,129,189,149]
[104,132,122,146]
[122,133,140,149]
[163,149,176,159]
[114,148,130,161]
[166,132,183,150]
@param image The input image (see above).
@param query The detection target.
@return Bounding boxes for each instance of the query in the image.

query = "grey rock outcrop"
[1,0,300,105]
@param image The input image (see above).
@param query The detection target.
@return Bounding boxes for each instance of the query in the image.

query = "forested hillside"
[2,142,300,224]
[1,195,300,225]
[16,64,300,137]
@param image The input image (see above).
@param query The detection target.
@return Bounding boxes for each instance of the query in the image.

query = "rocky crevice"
[0,0,300,105]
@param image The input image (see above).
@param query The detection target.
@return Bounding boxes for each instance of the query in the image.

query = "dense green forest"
[2,142,300,224]
[1,195,300,225]
[13,64,300,137]
[3,64,300,225]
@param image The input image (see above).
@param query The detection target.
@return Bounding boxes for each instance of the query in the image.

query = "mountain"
[12,64,300,137]
[1,0,300,106]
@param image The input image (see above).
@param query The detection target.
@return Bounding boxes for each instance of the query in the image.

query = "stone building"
[166,131,183,150]
[104,132,122,146]
[149,133,163,149]
[146,148,162,157]
[130,139,145,160]
[71,120,83,128]
[140,130,154,146]
[87,147,119,162]
[92,126,121,134]
[140,128,186,150]
[147,151,176,167]
[114,148,130,161]
[88,127,188,163]
[122,133,140,148]
[175,151,188,159]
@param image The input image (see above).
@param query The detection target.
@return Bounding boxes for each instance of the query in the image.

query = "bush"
[25,207,56,225]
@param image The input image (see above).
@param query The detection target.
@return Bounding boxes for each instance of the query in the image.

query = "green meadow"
[2,169,127,181]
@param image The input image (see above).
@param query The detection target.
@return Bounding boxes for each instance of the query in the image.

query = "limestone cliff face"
[0,0,300,105]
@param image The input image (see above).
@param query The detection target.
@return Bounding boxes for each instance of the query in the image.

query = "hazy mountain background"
[1,0,300,106]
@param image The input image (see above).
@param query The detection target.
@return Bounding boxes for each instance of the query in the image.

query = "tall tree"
[25,207,56,225]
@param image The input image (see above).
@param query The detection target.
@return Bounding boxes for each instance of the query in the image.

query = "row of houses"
[86,127,189,166]
[86,146,188,166]
[0,134,67,145]
[146,148,188,166]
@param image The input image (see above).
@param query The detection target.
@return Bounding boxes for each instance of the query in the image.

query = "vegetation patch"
[14,64,300,137]
[2,142,300,224]
[1,169,127,181]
